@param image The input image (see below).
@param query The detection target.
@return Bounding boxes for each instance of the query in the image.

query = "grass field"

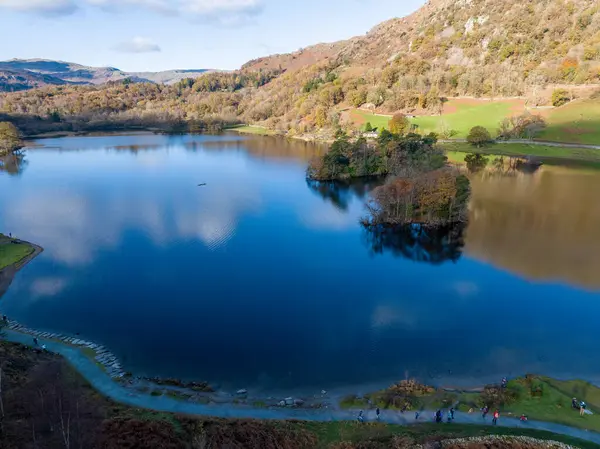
[349,98,600,145]
[443,142,600,166]
[301,421,600,449]
[350,99,524,138]
[413,100,521,138]
[226,124,276,136]
[349,109,392,131]
[502,377,600,434]
[0,234,34,270]
[539,99,600,145]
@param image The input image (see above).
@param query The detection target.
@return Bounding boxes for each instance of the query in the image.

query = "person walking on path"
[376,407,380,421]
[415,411,420,420]
[358,410,364,423]
[33,337,38,346]
[580,401,587,416]
[449,407,455,420]
[481,405,489,419]
[493,410,500,425]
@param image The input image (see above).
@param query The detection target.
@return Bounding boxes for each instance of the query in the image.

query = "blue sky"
[0,0,425,71]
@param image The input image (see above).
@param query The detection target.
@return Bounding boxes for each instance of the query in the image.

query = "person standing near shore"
[481,405,489,419]
[493,410,499,425]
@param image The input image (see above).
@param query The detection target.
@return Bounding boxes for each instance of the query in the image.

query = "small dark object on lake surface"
[198,183,207,187]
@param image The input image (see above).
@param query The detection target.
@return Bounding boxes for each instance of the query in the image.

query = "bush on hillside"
[551,89,571,107]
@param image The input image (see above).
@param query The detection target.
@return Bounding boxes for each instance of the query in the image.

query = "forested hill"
[1,0,599,137]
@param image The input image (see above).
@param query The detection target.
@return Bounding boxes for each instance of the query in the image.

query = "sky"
[0,0,425,72]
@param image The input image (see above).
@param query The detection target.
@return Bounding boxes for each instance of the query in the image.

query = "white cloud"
[114,36,162,53]
[0,0,77,15]
[0,0,264,24]
[30,277,69,298]
[451,281,480,298]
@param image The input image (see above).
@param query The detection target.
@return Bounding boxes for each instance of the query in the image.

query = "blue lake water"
[2,133,600,392]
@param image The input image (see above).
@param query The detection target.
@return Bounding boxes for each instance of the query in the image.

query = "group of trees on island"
[308,127,471,227]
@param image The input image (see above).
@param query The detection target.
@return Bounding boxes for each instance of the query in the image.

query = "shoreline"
[3,330,600,446]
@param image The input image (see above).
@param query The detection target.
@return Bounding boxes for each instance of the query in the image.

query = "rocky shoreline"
[3,319,328,410]
[5,320,128,378]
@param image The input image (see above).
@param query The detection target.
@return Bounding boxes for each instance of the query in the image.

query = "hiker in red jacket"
[493,410,500,425]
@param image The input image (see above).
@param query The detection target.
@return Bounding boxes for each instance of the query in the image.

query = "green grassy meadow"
[0,234,34,270]
[413,101,518,138]
[538,99,600,145]
[351,100,521,138]
[226,124,276,136]
[350,97,600,145]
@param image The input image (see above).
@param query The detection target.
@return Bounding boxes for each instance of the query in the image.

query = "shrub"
[467,126,493,147]
[551,88,571,107]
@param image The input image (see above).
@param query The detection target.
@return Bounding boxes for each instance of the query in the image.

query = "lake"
[2,133,600,393]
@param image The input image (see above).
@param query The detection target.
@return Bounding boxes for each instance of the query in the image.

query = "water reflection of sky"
[2,134,600,391]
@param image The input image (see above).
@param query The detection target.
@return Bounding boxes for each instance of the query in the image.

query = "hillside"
[0,69,66,92]
[0,0,599,138]
[0,59,214,91]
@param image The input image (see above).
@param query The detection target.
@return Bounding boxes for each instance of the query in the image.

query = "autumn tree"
[467,126,493,147]
[0,122,22,155]
[388,113,410,135]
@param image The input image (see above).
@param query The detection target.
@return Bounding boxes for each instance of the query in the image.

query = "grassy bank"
[442,142,600,168]
[0,233,35,270]
[341,376,600,437]
[226,124,276,136]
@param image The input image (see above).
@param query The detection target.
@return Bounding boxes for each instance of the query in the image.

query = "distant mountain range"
[0,59,214,92]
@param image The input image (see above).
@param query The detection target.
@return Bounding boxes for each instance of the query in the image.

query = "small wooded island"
[308,129,470,226]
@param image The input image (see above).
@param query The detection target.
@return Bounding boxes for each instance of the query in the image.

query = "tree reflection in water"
[362,222,466,264]
[306,177,384,211]
[0,151,28,176]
